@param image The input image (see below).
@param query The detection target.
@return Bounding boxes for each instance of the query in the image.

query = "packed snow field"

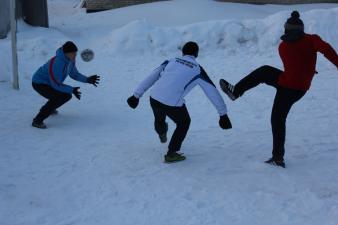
[1,0,338,225]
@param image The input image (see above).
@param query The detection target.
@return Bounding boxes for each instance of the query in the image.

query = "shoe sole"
[219,79,237,101]
[32,125,47,129]
[265,161,286,168]
[164,154,186,163]
[164,158,186,164]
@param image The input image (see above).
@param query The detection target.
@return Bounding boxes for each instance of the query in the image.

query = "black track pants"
[150,98,191,154]
[234,65,306,160]
[32,83,72,122]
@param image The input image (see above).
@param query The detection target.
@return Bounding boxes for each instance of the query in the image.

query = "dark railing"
[84,0,167,12]
[215,0,338,4]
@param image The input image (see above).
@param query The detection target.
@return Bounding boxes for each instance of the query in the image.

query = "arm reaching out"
[127,60,169,109]
[195,66,232,129]
[133,60,169,98]
[312,35,338,68]
[197,66,228,116]
[69,63,89,83]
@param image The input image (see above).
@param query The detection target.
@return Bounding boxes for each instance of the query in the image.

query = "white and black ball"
[80,49,94,62]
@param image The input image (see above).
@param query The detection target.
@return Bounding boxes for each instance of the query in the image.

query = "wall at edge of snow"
[85,0,165,11]
[216,0,338,4]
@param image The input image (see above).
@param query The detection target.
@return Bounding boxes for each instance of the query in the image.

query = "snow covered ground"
[1,0,338,225]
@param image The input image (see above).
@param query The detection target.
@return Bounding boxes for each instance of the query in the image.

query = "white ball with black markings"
[80,49,94,62]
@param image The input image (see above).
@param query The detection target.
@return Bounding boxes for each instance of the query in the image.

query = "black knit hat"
[182,42,199,58]
[284,11,304,32]
[62,41,78,53]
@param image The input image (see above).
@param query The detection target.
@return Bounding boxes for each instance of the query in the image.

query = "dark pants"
[150,98,191,154]
[32,83,72,122]
[234,65,306,161]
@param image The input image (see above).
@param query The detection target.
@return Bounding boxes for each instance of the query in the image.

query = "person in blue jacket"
[32,41,100,129]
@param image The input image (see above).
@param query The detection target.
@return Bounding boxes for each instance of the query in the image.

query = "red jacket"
[278,34,338,91]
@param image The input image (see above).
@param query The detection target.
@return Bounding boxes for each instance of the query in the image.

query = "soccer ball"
[81,49,94,62]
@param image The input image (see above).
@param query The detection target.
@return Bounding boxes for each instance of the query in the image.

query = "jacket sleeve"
[196,66,228,116]
[312,35,338,68]
[49,58,74,94]
[133,60,169,98]
[69,63,88,83]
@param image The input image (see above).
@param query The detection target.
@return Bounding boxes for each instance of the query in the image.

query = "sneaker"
[219,79,238,101]
[159,122,168,143]
[164,152,186,163]
[32,120,47,129]
[265,158,286,168]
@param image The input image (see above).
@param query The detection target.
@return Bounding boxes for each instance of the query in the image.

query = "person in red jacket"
[220,11,338,168]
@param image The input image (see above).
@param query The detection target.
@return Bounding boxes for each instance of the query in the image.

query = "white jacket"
[134,55,228,116]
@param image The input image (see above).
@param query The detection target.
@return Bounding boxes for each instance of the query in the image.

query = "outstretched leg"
[270,87,306,162]
[220,65,282,100]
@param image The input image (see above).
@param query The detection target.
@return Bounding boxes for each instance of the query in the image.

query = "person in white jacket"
[127,42,232,163]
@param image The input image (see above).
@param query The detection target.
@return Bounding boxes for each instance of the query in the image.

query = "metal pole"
[10,0,19,90]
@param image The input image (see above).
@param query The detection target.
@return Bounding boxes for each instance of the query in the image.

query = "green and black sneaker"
[164,152,186,163]
[159,122,168,143]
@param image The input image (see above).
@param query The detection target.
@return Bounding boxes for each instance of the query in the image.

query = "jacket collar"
[56,48,72,64]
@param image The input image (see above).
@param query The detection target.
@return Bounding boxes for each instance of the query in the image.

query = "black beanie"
[182,42,199,58]
[284,11,304,32]
[62,41,78,53]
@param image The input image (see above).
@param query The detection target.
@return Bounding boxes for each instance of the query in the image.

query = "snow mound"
[98,8,338,56]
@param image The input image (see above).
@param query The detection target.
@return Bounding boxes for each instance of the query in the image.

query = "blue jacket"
[32,48,88,93]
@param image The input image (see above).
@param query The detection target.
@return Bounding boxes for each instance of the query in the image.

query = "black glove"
[219,114,232,129]
[127,95,139,109]
[73,87,81,100]
[87,75,100,87]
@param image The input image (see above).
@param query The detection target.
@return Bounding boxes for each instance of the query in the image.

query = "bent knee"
[182,117,191,128]
[177,117,191,129]
[258,65,274,72]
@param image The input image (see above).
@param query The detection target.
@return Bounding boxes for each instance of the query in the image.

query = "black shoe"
[159,122,168,143]
[32,120,47,129]
[219,79,238,101]
[265,158,286,168]
[164,152,186,163]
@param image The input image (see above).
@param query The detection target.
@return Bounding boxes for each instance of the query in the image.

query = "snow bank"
[2,7,337,82]
[98,8,338,56]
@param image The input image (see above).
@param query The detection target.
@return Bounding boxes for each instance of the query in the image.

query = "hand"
[73,87,81,100]
[127,95,139,109]
[87,75,100,87]
[219,114,232,129]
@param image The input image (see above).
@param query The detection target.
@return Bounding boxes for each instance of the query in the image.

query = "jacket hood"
[56,48,70,63]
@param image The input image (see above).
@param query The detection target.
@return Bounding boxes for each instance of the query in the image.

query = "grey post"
[10,0,19,89]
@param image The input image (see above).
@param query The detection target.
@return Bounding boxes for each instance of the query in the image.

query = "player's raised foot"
[51,110,58,116]
[265,158,286,168]
[32,120,47,129]
[219,79,238,101]
[164,152,186,163]
[159,122,168,143]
